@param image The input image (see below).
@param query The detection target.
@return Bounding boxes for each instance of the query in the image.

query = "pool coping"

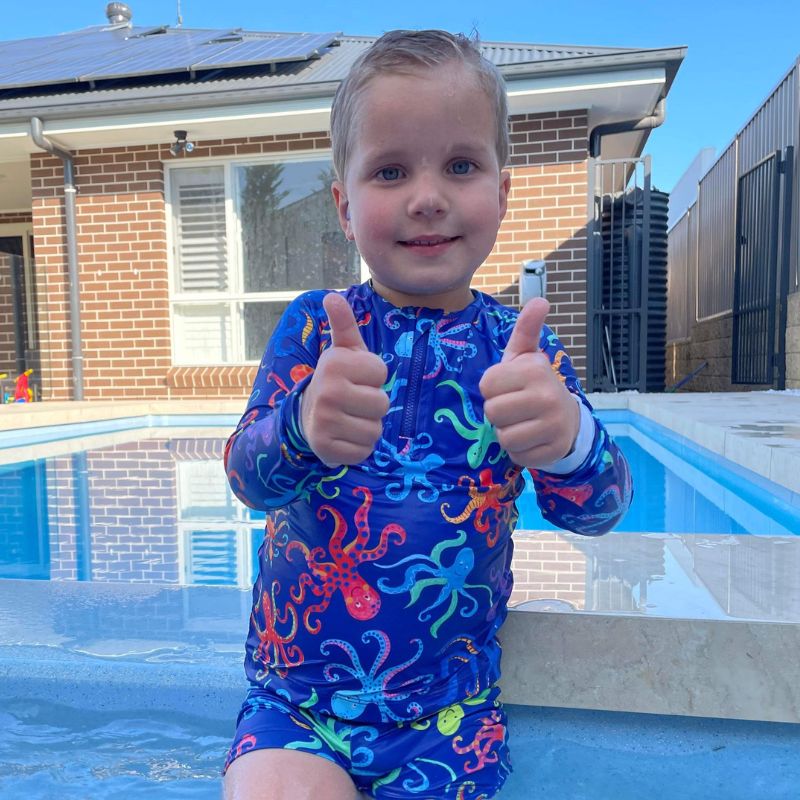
[0,578,798,725]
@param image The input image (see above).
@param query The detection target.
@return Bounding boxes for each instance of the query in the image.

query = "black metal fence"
[732,147,794,385]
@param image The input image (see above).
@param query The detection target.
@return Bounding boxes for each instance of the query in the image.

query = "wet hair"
[330,29,509,180]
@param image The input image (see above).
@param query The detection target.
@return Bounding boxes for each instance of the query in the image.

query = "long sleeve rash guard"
[225,281,632,723]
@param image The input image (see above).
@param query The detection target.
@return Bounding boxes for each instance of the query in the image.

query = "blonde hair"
[330,29,509,180]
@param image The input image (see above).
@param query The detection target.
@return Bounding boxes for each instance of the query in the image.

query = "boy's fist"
[301,293,389,467]
[479,298,580,469]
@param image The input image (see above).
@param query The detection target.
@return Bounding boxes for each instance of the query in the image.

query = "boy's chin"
[369,278,475,311]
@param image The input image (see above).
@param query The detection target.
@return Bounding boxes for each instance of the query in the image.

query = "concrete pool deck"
[1,392,800,728]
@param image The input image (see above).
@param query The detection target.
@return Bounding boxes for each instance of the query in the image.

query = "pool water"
[1,414,799,586]
[1,700,798,800]
[0,701,229,799]
[517,431,800,535]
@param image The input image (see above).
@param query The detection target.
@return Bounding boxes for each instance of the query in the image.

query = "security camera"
[170,130,194,156]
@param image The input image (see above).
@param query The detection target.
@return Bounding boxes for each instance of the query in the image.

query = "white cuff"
[535,397,595,475]
[297,390,306,439]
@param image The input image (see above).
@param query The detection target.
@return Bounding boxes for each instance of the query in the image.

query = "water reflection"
[509,531,800,622]
[0,436,262,587]
[1,433,799,623]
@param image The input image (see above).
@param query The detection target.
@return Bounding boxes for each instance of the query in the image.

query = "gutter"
[0,48,686,123]
[29,117,83,401]
[588,98,666,157]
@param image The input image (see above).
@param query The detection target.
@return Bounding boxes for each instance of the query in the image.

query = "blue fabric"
[225,683,511,798]
[225,281,632,728]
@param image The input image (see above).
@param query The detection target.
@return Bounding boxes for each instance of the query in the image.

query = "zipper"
[399,321,429,442]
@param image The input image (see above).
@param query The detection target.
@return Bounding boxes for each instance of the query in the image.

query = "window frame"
[164,149,366,366]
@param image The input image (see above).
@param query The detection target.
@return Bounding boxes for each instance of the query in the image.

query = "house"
[0,3,684,401]
[667,56,800,392]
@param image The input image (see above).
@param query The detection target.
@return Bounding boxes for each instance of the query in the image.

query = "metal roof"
[0,25,674,99]
[0,25,339,91]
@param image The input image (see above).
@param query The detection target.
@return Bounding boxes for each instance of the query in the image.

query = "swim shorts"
[224,684,512,799]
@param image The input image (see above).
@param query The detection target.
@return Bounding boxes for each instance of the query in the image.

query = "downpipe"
[30,117,83,401]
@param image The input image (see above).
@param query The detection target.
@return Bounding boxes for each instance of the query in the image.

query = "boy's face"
[332,62,510,312]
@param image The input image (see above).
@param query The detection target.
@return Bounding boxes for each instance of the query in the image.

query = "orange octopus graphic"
[440,467,519,547]
[452,709,506,774]
[250,578,303,679]
[287,486,407,633]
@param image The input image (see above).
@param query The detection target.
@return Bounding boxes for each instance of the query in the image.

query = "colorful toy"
[13,369,34,403]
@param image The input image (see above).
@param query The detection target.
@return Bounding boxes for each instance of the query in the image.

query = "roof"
[0,23,684,117]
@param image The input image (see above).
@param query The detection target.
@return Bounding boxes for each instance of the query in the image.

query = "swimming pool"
[2,409,800,797]
[2,697,798,799]
[1,577,798,799]
[1,410,798,589]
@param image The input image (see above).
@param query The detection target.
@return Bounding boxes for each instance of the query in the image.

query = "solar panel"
[191,32,338,69]
[0,26,339,92]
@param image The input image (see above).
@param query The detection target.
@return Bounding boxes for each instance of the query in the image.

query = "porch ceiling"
[0,161,31,211]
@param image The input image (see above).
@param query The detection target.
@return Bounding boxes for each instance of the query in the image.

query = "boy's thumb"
[502,297,549,363]
[324,292,367,351]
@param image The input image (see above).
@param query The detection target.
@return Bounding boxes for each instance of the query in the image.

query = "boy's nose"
[407,175,449,218]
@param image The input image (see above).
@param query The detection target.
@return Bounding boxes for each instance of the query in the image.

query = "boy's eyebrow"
[360,141,493,165]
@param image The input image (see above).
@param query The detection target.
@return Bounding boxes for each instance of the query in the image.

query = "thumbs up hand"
[301,292,389,467]
[479,298,580,469]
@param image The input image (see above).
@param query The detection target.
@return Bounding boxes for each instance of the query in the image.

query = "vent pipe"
[105,2,133,26]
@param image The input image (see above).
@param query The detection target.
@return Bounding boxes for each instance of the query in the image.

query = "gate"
[732,147,793,386]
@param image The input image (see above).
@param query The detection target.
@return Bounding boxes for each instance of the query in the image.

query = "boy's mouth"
[399,235,460,247]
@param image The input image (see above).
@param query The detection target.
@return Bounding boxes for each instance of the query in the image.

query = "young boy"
[223,29,632,800]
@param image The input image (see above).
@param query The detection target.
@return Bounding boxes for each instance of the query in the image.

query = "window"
[175,459,264,587]
[169,155,361,365]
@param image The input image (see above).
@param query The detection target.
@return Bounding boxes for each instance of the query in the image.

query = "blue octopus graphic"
[373,433,444,502]
[320,630,434,722]
[375,529,493,638]
[561,482,631,534]
[416,317,477,379]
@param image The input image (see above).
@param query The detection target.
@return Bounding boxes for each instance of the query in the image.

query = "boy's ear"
[331,180,354,240]
[498,169,511,223]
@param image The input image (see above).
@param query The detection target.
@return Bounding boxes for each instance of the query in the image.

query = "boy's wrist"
[536,397,594,474]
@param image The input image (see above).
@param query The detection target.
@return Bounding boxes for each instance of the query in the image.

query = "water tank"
[600,188,668,391]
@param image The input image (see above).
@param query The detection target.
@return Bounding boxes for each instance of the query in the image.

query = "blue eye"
[451,160,473,175]
[378,167,401,181]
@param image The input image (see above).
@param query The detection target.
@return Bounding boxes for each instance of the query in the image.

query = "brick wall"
[29,116,588,400]
[47,442,180,582]
[0,252,14,374]
[0,212,33,224]
[0,212,32,374]
[665,312,781,392]
[474,111,589,377]
[510,532,588,609]
[787,290,800,390]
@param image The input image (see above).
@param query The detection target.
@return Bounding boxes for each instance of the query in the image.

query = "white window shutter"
[173,167,228,293]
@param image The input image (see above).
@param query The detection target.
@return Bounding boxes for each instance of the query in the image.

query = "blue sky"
[6,0,800,191]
